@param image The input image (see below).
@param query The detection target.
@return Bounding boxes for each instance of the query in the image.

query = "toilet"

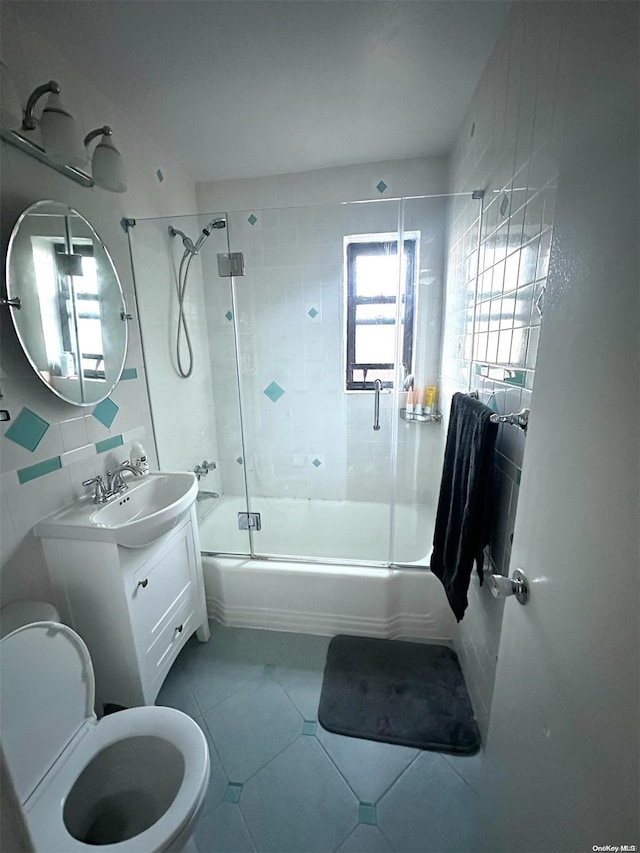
[0,599,60,637]
[0,621,210,852]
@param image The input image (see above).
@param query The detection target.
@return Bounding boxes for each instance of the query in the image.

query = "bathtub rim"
[199,548,432,572]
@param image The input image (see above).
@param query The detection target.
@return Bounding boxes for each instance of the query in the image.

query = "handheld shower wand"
[167,217,227,378]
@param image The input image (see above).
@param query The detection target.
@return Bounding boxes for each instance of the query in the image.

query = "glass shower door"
[226,200,404,563]
[128,213,252,556]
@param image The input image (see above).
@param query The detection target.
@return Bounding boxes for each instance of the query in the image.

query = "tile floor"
[157,622,483,853]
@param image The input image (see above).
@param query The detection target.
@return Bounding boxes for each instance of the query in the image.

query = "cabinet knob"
[174,624,183,637]
[137,578,149,589]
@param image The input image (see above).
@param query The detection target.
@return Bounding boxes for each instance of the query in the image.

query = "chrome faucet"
[82,475,109,504]
[106,460,144,494]
[196,490,219,502]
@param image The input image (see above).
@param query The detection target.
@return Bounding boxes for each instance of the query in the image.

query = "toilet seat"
[1,622,209,852]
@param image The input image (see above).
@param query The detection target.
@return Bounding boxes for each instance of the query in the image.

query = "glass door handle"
[373,379,382,431]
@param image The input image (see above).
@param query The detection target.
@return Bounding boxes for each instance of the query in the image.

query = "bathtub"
[197,495,455,641]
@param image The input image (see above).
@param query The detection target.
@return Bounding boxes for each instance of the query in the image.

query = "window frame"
[344,236,417,391]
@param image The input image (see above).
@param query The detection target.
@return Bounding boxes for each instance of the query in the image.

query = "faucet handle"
[82,475,107,503]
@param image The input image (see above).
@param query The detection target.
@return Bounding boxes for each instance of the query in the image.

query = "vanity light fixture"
[84,126,127,193]
[0,62,127,192]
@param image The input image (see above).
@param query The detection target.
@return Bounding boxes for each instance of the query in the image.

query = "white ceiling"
[10,1,510,183]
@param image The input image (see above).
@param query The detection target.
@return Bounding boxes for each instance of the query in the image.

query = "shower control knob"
[489,569,529,605]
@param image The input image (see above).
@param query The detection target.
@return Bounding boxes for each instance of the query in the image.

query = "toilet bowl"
[0,622,210,852]
[0,599,60,637]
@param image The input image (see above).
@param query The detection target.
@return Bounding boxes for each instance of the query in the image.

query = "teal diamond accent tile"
[302,720,317,736]
[96,435,124,454]
[376,180,388,194]
[247,214,258,226]
[92,397,119,428]
[224,783,243,804]
[225,310,233,321]
[515,468,522,486]
[487,393,499,413]
[120,367,138,381]
[4,407,49,452]
[308,307,318,319]
[263,664,276,677]
[312,458,322,468]
[263,381,285,403]
[18,456,62,484]
[500,192,510,217]
[236,456,244,465]
[359,803,377,826]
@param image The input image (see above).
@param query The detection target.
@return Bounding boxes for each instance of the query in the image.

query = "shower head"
[193,218,226,252]
[169,218,225,255]
[168,225,197,255]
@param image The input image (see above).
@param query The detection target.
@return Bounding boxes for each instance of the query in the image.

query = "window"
[345,236,416,390]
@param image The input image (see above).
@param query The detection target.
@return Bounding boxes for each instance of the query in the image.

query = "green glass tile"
[247,214,258,226]
[92,397,119,428]
[376,180,388,194]
[504,369,526,387]
[18,455,62,484]
[225,310,233,321]
[515,468,522,486]
[120,368,138,381]
[224,783,243,804]
[500,192,510,217]
[263,381,285,403]
[487,393,499,413]
[359,803,377,826]
[236,456,243,465]
[95,435,124,454]
[312,458,322,468]
[308,307,318,319]
[4,407,49,452]
[302,721,317,736]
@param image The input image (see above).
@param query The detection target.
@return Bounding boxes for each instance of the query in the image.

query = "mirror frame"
[5,200,128,407]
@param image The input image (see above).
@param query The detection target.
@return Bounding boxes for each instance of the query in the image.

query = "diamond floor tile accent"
[203,678,302,782]
[240,736,358,853]
[316,723,418,803]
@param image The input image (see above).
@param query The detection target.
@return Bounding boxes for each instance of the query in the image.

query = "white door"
[480,5,639,851]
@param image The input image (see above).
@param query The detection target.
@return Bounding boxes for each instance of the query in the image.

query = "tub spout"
[197,490,219,501]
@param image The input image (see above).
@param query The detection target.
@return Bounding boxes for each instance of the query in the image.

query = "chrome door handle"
[373,379,382,431]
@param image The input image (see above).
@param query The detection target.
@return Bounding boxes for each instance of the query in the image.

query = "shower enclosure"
[128,195,472,567]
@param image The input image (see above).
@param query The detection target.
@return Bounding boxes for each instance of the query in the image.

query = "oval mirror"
[5,200,128,406]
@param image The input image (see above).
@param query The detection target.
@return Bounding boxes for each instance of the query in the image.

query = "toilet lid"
[0,621,95,803]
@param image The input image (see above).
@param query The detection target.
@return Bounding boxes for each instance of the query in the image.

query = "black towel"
[431,393,498,621]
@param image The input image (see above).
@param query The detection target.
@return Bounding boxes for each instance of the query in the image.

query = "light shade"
[40,92,84,165]
[0,61,23,129]
[91,133,127,193]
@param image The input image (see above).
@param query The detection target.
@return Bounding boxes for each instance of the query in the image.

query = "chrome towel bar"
[468,390,529,431]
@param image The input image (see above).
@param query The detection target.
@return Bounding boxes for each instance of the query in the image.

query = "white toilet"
[0,599,60,637]
[0,621,210,852]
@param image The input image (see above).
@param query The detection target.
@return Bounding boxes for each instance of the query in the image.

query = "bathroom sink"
[34,472,198,548]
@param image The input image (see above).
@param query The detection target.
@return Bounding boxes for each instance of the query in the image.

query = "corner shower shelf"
[400,408,442,424]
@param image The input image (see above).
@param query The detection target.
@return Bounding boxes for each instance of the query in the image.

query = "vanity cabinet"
[40,505,210,712]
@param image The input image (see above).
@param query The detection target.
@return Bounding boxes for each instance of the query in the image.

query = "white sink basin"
[34,472,198,548]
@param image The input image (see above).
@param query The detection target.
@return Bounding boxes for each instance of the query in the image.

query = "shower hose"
[176,249,195,378]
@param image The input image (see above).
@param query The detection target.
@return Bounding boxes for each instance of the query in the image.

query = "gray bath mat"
[318,635,480,754]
